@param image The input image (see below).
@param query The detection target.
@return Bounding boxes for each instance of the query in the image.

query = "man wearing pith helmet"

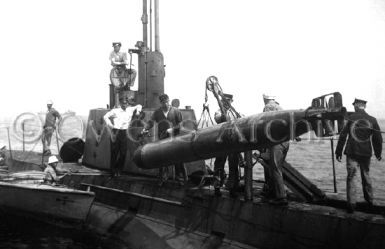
[336,98,383,213]
[44,155,59,184]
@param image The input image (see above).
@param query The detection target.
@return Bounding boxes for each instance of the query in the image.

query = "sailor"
[109,42,137,104]
[143,94,188,186]
[42,100,61,156]
[335,98,382,213]
[262,94,282,112]
[260,94,289,206]
[110,42,128,67]
[44,155,60,184]
[213,93,241,197]
[171,98,180,108]
[104,97,142,177]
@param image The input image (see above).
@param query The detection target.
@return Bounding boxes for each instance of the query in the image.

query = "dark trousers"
[267,142,289,199]
[214,153,239,189]
[346,156,372,206]
[159,163,188,183]
[110,129,128,176]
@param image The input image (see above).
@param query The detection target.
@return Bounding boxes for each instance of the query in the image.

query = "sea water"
[0,215,103,249]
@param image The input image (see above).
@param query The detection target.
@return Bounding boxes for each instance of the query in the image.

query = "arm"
[135,104,142,114]
[54,110,62,126]
[110,52,128,66]
[143,111,156,132]
[371,118,383,160]
[172,109,183,133]
[103,110,115,129]
[335,120,349,161]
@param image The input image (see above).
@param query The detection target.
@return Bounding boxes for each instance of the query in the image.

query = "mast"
[136,0,165,108]
[154,0,160,52]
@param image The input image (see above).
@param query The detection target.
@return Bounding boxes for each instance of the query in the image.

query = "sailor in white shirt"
[103,98,142,176]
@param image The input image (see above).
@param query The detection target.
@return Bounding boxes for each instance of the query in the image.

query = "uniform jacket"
[148,106,182,139]
[335,109,382,158]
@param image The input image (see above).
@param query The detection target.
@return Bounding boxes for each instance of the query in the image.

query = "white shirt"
[44,165,57,183]
[104,105,142,130]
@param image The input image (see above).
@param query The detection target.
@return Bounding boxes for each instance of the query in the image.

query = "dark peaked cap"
[223,93,233,100]
[352,98,367,105]
[112,42,122,47]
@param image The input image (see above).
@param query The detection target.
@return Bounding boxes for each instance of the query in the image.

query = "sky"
[1,0,385,119]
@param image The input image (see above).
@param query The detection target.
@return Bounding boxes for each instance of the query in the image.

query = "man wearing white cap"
[42,100,61,156]
[110,42,128,67]
[262,94,282,112]
[260,94,289,206]
[336,98,382,213]
[44,155,59,184]
[109,42,137,104]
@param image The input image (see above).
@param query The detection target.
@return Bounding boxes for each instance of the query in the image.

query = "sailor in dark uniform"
[213,93,241,197]
[143,94,188,186]
[335,98,382,213]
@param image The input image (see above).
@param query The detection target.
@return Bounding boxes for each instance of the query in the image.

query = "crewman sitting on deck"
[110,42,128,68]
[109,42,137,98]
[44,155,60,184]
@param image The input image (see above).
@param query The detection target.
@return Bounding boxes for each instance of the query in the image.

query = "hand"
[141,129,149,135]
[377,156,382,161]
[136,105,142,113]
[260,152,270,161]
[336,155,342,162]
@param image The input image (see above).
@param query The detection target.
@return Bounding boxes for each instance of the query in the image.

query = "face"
[120,101,128,110]
[354,103,366,111]
[51,162,58,168]
[160,99,170,109]
[47,104,53,109]
[114,45,121,53]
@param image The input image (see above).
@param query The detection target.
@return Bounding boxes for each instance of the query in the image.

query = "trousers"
[42,127,54,151]
[266,142,289,199]
[110,129,128,176]
[213,152,239,190]
[346,156,372,205]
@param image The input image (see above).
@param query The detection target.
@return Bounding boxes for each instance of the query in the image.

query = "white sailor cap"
[47,100,53,105]
[262,94,276,100]
[48,155,59,164]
